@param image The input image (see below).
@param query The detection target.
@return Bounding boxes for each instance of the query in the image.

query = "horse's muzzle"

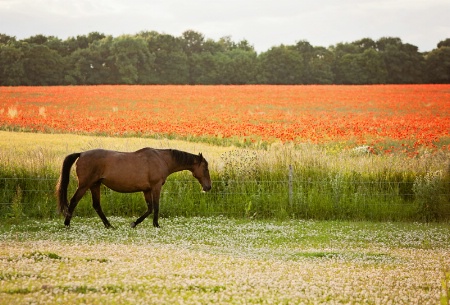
[202,184,212,192]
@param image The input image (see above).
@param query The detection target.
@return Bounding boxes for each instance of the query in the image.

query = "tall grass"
[0,132,449,222]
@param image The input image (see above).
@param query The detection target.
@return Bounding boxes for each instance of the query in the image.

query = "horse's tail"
[56,153,81,216]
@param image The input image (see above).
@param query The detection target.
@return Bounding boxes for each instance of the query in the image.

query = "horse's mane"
[170,149,200,166]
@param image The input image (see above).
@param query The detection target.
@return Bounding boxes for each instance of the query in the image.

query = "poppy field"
[1,85,449,154]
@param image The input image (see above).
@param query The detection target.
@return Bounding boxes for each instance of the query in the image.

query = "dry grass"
[1,131,447,175]
[0,131,232,172]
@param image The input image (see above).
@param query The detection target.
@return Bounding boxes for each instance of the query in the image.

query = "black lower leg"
[95,207,113,228]
[64,215,72,227]
[153,203,160,228]
[91,184,113,228]
[64,188,86,227]
[131,209,152,228]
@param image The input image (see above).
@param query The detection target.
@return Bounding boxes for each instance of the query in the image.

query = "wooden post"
[289,165,293,207]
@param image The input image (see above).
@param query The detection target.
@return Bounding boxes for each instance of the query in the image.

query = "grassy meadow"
[1,131,449,304]
[1,216,449,304]
[0,130,449,222]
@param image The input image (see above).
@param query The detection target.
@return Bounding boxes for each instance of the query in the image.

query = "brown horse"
[56,148,211,228]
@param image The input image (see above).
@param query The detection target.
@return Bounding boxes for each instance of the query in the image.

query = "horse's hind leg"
[65,186,88,227]
[90,183,113,228]
[131,189,160,228]
[130,200,152,228]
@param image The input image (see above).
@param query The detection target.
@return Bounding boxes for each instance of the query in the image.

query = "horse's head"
[192,153,212,192]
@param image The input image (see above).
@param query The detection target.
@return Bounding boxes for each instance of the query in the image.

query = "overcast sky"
[1,0,449,53]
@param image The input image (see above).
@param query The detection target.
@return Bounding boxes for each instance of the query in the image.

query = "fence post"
[289,165,293,208]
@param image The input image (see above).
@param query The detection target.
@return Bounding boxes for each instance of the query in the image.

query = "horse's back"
[76,148,166,192]
[79,148,156,163]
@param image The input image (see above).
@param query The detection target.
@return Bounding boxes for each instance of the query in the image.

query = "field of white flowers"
[1,217,449,304]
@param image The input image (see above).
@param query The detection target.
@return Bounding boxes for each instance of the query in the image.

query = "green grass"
[0,217,449,304]
[443,268,450,305]
[0,131,449,222]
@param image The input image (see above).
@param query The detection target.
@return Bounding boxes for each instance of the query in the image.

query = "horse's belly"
[102,176,151,193]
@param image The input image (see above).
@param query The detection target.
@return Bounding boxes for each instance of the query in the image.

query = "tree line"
[1,30,449,85]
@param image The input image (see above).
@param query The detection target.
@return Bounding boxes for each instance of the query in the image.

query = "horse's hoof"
[130,222,136,228]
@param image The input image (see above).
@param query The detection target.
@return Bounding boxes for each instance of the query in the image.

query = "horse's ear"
[198,153,205,162]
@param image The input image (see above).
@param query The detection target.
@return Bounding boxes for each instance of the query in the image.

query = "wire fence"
[1,176,449,221]
[0,177,431,204]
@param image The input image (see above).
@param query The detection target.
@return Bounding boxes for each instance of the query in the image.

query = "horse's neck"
[170,162,194,174]
[163,151,195,174]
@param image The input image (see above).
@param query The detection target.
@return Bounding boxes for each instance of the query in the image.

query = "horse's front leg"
[152,192,160,228]
[131,188,161,228]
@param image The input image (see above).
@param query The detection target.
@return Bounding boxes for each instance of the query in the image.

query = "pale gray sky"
[1,0,448,52]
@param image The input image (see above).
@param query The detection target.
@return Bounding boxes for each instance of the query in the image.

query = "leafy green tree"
[73,32,107,49]
[0,34,16,44]
[335,53,366,84]
[257,45,304,84]
[205,36,254,53]
[353,38,377,50]
[21,42,64,85]
[181,30,207,84]
[22,34,68,58]
[68,36,116,84]
[332,42,360,84]
[45,37,67,54]
[235,39,256,52]
[0,43,24,85]
[359,48,387,84]
[222,49,258,84]
[60,32,106,58]
[184,35,258,84]
[332,40,387,84]
[292,40,314,83]
[377,37,425,83]
[142,32,188,84]
[309,47,334,84]
[110,35,156,84]
[182,30,205,56]
[425,45,450,83]
[187,49,257,85]
[154,50,189,84]
[0,30,447,85]
[188,51,221,84]
[437,38,450,48]
[291,41,335,84]
[23,34,49,45]
[202,38,225,54]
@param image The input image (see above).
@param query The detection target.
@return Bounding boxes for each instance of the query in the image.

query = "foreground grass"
[1,217,449,304]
